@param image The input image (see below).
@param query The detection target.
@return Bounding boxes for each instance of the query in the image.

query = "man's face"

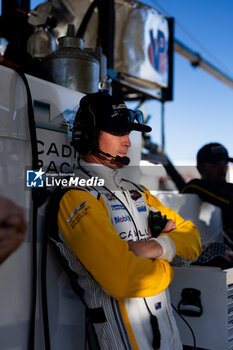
[197,160,228,185]
[83,130,132,169]
[97,131,131,169]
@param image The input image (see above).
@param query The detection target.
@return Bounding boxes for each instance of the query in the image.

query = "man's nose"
[124,134,131,147]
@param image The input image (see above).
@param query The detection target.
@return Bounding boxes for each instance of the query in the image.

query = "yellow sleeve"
[141,186,202,260]
[58,189,174,299]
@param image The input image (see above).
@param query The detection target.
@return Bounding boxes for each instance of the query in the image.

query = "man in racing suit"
[50,92,201,350]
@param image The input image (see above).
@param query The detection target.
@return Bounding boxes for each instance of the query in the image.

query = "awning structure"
[174,39,233,90]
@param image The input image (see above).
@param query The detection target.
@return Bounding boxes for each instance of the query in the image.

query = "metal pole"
[161,102,165,153]
[174,39,233,90]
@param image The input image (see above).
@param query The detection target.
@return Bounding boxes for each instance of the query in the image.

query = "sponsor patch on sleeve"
[66,201,90,229]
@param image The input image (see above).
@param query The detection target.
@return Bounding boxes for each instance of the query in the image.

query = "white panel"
[170,266,229,350]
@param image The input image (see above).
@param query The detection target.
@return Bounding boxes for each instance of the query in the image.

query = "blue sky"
[3,0,233,163]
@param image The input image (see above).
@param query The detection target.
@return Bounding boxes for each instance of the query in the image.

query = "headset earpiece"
[71,106,98,155]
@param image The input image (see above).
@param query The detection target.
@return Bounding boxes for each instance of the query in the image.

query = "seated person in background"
[181,143,233,268]
[182,142,233,248]
[0,196,26,264]
[49,92,201,350]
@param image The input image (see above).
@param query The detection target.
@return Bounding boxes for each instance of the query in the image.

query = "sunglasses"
[111,109,143,124]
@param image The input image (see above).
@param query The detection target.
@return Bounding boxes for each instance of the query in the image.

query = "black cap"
[79,92,152,133]
[197,143,233,164]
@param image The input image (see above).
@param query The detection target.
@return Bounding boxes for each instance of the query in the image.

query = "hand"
[0,196,26,264]
[148,219,176,238]
[128,240,163,259]
[161,219,176,233]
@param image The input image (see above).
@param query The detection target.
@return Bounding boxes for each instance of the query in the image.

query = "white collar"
[76,158,123,189]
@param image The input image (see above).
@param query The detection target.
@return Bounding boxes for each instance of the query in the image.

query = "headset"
[70,94,130,165]
[71,97,99,155]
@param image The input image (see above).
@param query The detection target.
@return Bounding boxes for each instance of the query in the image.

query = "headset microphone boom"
[96,149,130,165]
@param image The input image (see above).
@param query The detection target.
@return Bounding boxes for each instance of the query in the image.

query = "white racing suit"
[50,160,201,350]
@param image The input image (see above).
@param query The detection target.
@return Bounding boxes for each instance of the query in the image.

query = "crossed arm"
[128,219,176,259]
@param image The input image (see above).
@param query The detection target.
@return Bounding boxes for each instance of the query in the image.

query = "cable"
[172,303,196,350]
[16,68,39,350]
[41,212,51,350]
[76,0,99,38]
